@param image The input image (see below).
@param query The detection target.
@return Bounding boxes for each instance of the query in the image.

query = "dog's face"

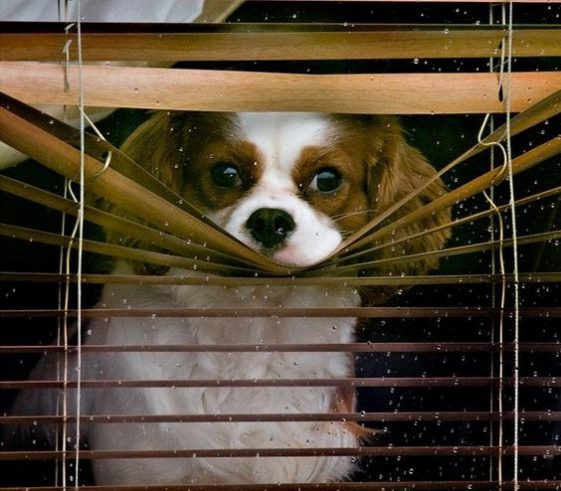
[182,113,372,266]
[118,112,449,271]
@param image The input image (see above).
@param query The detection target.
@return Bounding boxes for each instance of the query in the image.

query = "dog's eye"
[211,163,243,188]
[309,168,342,193]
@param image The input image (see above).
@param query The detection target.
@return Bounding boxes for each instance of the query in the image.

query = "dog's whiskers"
[331,209,377,223]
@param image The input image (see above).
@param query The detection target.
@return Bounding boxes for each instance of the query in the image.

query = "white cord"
[477,113,508,490]
[481,3,515,486]
[486,6,499,484]
[55,1,68,483]
[60,3,71,487]
[81,108,113,178]
[503,3,521,490]
[73,0,85,486]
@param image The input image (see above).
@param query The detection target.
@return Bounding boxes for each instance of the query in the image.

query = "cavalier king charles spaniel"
[11,112,449,485]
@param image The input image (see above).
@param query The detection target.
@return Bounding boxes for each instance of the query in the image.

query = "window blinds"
[0,1,560,489]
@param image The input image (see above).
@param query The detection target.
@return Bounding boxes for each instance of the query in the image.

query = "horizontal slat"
[1,271,561,286]
[1,377,559,390]
[1,446,559,461]
[2,63,560,114]
[277,0,559,1]
[1,23,560,62]
[2,411,560,426]
[272,0,558,1]
[0,342,559,354]
[1,306,559,318]
[1,481,560,491]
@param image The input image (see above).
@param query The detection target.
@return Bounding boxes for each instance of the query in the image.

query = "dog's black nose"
[246,208,295,249]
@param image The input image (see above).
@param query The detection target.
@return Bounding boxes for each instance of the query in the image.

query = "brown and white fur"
[11,112,449,485]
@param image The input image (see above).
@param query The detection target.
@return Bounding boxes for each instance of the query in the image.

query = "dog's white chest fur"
[81,263,360,484]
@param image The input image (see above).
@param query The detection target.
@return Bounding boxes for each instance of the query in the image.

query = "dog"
[10,112,449,485]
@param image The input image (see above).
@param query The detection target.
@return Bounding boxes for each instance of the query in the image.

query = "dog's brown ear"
[120,111,186,194]
[96,111,187,275]
[367,118,451,278]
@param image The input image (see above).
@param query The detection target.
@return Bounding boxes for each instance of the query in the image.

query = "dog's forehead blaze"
[236,113,330,173]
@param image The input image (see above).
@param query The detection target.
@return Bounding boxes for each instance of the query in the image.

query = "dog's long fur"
[10,112,449,484]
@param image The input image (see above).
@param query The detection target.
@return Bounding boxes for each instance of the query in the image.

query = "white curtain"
[0,0,204,168]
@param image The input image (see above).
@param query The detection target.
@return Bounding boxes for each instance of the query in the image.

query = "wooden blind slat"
[1,306,559,318]
[1,24,560,62]
[1,342,559,354]
[2,377,559,390]
[2,411,560,425]
[2,63,560,114]
[2,272,561,286]
[1,481,560,491]
[1,446,560,461]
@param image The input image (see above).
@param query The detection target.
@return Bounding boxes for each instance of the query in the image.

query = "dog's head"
[115,112,449,275]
